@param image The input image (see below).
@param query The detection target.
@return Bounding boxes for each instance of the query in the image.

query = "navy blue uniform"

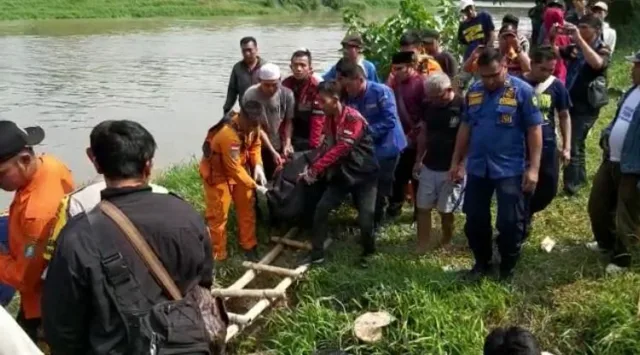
[462,75,543,275]
[522,76,572,217]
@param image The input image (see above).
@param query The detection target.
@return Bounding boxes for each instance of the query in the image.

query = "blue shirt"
[463,76,543,179]
[323,59,380,83]
[345,81,407,159]
[521,76,572,149]
[458,12,495,61]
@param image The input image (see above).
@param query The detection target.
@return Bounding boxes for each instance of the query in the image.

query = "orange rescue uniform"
[2,155,74,319]
[199,114,262,260]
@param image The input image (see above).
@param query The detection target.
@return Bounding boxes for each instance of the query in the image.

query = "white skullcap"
[259,63,281,81]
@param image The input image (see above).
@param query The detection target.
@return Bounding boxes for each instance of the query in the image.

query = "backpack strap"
[99,201,182,301]
[534,75,557,95]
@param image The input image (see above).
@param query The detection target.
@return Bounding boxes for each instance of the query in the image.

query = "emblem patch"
[230,144,240,161]
[531,96,539,108]
[503,87,516,99]
[449,116,460,128]
[24,243,36,259]
[499,114,513,124]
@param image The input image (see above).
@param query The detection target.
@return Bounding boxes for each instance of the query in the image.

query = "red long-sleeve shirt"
[282,75,325,149]
[310,106,366,176]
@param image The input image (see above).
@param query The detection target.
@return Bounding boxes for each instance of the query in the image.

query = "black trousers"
[374,155,400,225]
[530,145,560,216]
[261,147,279,182]
[17,308,41,343]
[464,175,530,274]
[389,148,418,217]
[563,108,599,194]
[306,179,378,258]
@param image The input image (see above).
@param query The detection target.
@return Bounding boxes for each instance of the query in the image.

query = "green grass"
[0,0,404,21]
[155,39,640,354]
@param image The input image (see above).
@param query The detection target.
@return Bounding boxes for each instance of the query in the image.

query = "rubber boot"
[416,208,433,254]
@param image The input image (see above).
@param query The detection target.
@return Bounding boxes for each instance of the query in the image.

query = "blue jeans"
[463,174,529,274]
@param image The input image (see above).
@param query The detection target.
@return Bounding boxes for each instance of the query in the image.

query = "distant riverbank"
[0,0,406,21]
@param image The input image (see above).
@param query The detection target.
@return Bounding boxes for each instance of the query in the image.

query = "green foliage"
[342,0,461,78]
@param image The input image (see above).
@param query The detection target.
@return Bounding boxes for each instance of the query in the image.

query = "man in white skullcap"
[242,63,295,180]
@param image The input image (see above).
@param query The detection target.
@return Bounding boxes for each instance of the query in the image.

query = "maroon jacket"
[282,75,325,149]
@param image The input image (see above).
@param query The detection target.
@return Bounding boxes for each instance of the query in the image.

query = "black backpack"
[89,201,228,355]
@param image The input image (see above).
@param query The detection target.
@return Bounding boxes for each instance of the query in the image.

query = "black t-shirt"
[563,41,610,113]
[422,95,464,171]
[521,75,572,148]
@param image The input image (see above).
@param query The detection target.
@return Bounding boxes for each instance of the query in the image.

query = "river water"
[0,8,530,208]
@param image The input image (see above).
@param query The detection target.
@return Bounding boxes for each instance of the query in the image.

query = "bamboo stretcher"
[213,227,332,343]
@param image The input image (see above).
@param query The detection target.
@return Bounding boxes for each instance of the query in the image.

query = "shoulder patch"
[467,91,483,106]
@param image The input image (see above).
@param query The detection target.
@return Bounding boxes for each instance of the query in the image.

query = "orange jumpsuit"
[199,114,262,261]
[2,155,74,320]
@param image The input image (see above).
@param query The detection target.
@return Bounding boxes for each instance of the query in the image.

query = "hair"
[291,49,312,64]
[420,28,440,41]
[336,62,365,80]
[399,30,422,47]
[477,47,504,67]
[531,46,558,63]
[317,80,342,98]
[425,72,452,93]
[90,120,157,180]
[578,13,603,30]
[502,14,520,28]
[240,36,257,46]
[484,327,541,355]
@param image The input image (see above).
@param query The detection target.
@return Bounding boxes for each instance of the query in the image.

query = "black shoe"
[244,247,260,262]
[297,252,325,267]
[460,263,490,283]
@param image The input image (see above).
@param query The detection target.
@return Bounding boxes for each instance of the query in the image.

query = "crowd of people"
[0,0,638,353]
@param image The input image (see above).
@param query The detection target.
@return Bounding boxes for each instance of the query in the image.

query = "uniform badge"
[449,116,460,128]
[230,144,241,161]
[499,114,513,124]
[467,92,483,106]
[503,87,516,99]
[532,96,539,108]
[24,243,36,259]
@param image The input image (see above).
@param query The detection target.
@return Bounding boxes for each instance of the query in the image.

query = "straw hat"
[353,311,395,343]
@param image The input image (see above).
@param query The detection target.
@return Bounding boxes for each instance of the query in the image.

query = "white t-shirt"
[0,307,43,355]
[609,87,640,162]
[603,22,617,54]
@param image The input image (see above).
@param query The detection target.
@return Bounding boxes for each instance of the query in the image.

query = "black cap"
[547,0,563,8]
[0,121,45,163]
[392,51,416,64]
[341,33,364,48]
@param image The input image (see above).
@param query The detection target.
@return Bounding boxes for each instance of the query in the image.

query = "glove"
[253,165,267,186]
[256,185,268,195]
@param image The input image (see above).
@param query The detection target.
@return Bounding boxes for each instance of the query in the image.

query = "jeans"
[588,161,640,267]
[309,180,378,258]
[564,110,599,194]
[389,148,418,217]
[374,155,400,225]
[463,174,529,274]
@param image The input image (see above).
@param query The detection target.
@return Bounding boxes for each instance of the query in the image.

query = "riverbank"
[156,44,639,353]
[0,0,405,21]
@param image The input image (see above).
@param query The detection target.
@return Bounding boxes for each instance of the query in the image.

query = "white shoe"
[605,263,629,275]
[586,241,606,252]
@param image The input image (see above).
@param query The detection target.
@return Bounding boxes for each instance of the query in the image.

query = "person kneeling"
[200,101,269,262]
[298,80,380,268]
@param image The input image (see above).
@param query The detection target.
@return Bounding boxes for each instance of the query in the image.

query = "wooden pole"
[271,237,312,250]
[242,261,301,277]
[227,312,251,325]
[212,288,285,298]
[225,238,332,342]
[224,227,298,295]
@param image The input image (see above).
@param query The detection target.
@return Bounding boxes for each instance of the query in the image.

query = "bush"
[342,0,462,79]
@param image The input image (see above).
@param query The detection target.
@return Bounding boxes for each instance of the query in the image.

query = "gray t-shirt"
[242,84,295,150]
